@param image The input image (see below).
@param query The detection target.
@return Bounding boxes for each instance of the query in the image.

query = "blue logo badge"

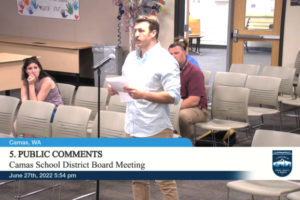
[273,150,292,177]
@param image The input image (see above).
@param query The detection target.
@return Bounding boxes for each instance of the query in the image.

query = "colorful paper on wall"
[17,0,79,20]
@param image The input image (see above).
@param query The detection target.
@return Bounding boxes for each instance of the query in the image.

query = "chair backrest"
[261,66,296,95]
[202,70,212,85]
[212,86,249,122]
[245,75,281,107]
[16,100,55,137]
[52,105,91,138]
[230,63,260,75]
[213,72,248,88]
[56,83,76,105]
[107,95,127,112]
[91,110,126,138]
[252,129,300,146]
[74,86,108,119]
[169,99,182,135]
[0,95,20,135]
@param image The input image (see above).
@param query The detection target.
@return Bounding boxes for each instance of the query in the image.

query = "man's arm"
[124,86,174,104]
[180,96,200,109]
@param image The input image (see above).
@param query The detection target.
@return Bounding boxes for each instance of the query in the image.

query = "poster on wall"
[17,0,79,20]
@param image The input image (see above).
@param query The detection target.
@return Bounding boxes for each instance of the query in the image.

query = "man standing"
[108,15,180,200]
[168,42,208,140]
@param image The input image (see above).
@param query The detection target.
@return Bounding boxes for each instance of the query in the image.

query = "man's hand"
[107,84,118,96]
[123,86,145,99]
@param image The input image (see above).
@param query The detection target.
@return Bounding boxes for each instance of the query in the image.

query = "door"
[231,0,283,66]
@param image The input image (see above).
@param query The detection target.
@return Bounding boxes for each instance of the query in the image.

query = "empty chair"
[245,75,281,129]
[261,66,296,101]
[208,72,248,111]
[213,72,248,88]
[227,129,300,200]
[57,82,76,105]
[16,100,55,137]
[202,70,212,85]
[74,86,108,120]
[107,94,127,112]
[229,63,260,75]
[0,95,20,137]
[195,86,250,146]
[90,110,126,138]
[52,105,91,138]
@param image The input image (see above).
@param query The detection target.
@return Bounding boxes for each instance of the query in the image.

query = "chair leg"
[279,112,282,131]
[227,187,230,200]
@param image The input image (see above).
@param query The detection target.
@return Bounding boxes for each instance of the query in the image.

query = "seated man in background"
[174,36,201,69]
[169,42,208,140]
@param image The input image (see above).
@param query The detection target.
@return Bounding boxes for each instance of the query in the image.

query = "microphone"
[93,53,115,70]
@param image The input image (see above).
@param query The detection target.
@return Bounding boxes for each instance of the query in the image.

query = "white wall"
[282,1,300,67]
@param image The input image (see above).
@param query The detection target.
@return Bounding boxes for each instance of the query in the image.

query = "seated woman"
[21,56,63,122]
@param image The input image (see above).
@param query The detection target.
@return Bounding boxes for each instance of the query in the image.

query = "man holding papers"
[108,15,180,200]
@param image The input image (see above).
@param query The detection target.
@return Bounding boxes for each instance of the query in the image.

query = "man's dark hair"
[135,15,160,39]
[168,43,185,51]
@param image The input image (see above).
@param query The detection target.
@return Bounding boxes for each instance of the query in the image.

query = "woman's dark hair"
[22,56,51,82]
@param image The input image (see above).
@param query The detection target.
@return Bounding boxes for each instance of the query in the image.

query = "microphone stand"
[93,63,103,200]
[96,65,101,200]
[93,55,114,200]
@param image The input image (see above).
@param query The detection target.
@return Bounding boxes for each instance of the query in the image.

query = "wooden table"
[0,35,93,82]
[189,35,203,53]
[0,53,33,92]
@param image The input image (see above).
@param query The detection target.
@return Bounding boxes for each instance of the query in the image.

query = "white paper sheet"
[106,76,133,102]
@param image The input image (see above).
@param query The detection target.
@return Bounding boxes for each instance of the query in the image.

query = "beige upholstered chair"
[107,94,127,113]
[0,95,20,137]
[213,72,248,88]
[227,129,300,200]
[90,110,126,138]
[16,100,55,137]
[261,66,296,102]
[57,82,76,105]
[52,105,91,138]
[229,63,260,75]
[195,86,250,146]
[245,75,281,129]
[207,72,248,111]
[74,86,108,120]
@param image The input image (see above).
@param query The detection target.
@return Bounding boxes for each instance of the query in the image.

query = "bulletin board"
[17,0,79,20]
